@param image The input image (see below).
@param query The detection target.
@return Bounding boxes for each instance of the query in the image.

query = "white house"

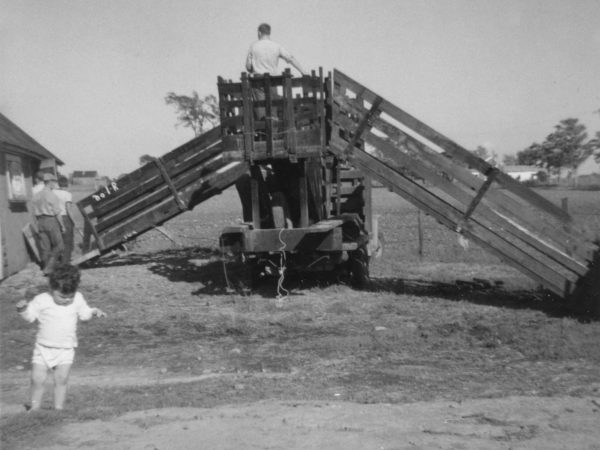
[503,165,544,182]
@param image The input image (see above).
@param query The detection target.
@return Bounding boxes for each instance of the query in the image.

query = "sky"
[2,0,600,178]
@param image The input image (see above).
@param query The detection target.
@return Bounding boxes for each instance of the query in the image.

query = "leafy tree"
[517,118,592,177]
[541,118,590,173]
[536,170,548,183]
[517,142,544,166]
[587,130,600,163]
[139,154,154,166]
[165,92,219,136]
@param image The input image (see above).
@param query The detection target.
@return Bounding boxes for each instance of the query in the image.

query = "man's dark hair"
[258,23,271,35]
[49,264,81,294]
[35,171,44,183]
[58,175,69,188]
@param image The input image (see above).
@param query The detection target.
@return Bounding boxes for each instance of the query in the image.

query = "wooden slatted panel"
[332,72,596,257]
[333,69,572,222]
[98,161,248,250]
[79,127,223,218]
[331,69,598,298]
[332,96,593,260]
[333,113,591,274]
[329,136,570,297]
[218,70,326,163]
[77,126,248,255]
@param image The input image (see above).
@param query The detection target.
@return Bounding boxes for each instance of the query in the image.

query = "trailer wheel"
[349,246,370,289]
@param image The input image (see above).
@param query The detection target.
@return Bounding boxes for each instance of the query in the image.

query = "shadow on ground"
[81,246,589,319]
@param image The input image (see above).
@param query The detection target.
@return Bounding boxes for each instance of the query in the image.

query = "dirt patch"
[28,397,600,449]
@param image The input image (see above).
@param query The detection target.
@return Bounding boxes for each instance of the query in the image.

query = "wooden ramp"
[75,126,249,264]
[329,69,598,300]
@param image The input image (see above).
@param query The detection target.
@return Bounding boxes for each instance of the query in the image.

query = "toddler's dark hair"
[49,264,81,294]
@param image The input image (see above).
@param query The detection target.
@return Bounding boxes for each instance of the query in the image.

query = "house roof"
[0,113,64,165]
[72,170,98,178]
[503,165,542,173]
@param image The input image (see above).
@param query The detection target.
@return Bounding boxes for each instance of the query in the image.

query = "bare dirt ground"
[1,187,599,449]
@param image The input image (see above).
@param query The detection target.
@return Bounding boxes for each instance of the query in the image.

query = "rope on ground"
[220,239,233,292]
[276,228,289,300]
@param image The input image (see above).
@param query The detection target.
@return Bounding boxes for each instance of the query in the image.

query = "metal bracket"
[153,157,187,212]
[343,96,383,158]
[457,167,499,232]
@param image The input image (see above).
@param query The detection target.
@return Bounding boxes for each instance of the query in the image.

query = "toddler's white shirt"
[20,292,94,348]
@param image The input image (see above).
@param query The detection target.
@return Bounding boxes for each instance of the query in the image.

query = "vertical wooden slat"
[335,163,341,216]
[283,70,297,162]
[299,160,309,228]
[251,176,261,229]
[364,175,372,233]
[264,74,273,158]
[240,73,254,163]
[324,158,332,219]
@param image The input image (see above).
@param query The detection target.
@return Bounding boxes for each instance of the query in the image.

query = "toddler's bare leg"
[30,363,48,410]
[53,364,72,410]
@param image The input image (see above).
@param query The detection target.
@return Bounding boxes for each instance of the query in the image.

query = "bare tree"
[165,92,219,136]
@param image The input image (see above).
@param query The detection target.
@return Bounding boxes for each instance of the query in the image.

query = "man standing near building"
[54,176,75,263]
[32,171,45,195]
[31,173,65,275]
[246,23,306,76]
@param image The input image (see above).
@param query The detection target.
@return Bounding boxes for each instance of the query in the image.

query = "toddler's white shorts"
[32,343,74,368]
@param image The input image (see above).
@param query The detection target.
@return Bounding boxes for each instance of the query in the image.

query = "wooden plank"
[99,162,247,250]
[333,69,572,223]
[78,203,105,250]
[245,227,342,253]
[241,73,254,162]
[94,154,228,233]
[461,168,498,224]
[153,157,187,212]
[333,100,594,262]
[332,185,366,197]
[309,219,344,231]
[22,223,40,262]
[90,143,223,219]
[72,249,101,266]
[264,75,274,158]
[364,175,373,233]
[335,164,342,215]
[319,68,327,148]
[343,96,382,158]
[251,170,261,229]
[81,127,223,215]
[353,128,589,277]
[330,135,572,296]
[299,161,309,228]
[283,70,297,162]
[324,163,332,220]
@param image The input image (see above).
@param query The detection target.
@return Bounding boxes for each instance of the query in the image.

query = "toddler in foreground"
[16,264,106,410]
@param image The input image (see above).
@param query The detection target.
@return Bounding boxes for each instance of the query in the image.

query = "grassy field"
[1,185,599,449]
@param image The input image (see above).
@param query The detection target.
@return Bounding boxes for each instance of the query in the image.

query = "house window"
[5,154,27,202]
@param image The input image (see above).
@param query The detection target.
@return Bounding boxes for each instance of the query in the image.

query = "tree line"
[475,114,600,178]
[509,117,599,173]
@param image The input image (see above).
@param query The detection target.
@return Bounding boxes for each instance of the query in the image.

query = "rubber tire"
[349,246,370,289]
